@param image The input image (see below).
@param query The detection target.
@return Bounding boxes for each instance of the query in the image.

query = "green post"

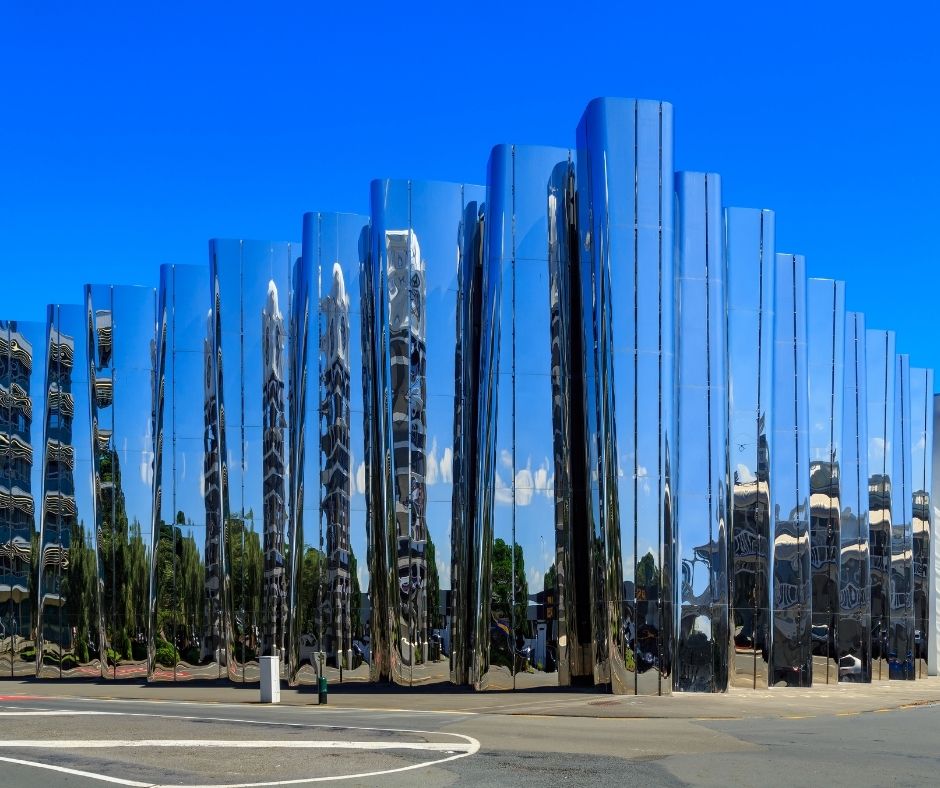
[318,674,328,705]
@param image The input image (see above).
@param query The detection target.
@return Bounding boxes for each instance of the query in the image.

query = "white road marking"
[0,710,118,716]
[0,707,482,787]
[0,738,473,752]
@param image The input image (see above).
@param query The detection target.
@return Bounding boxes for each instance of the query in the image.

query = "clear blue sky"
[1,2,937,383]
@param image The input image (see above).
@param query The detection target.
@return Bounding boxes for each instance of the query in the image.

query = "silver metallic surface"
[889,354,914,679]
[0,320,46,677]
[839,312,871,682]
[288,212,370,687]
[576,98,676,695]
[480,144,580,690]
[725,208,775,689]
[930,395,940,676]
[85,284,156,680]
[209,239,299,682]
[866,329,896,679]
[806,278,845,683]
[771,254,811,686]
[674,172,729,692]
[365,180,486,686]
[36,305,100,679]
[910,367,932,678]
[151,264,224,681]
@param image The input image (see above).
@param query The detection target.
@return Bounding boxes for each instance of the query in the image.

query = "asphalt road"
[0,694,937,786]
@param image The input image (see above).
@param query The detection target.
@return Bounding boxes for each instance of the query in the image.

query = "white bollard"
[260,655,281,704]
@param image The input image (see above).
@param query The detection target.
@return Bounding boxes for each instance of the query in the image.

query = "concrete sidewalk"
[3,676,940,720]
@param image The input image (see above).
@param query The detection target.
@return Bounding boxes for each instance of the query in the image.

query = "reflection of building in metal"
[262,282,288,658]
[807,276,846,684]
[321,263,352,668]
[771,254,812,687]
[889,353,913,680]
[203,309,223,665]
[0,322,39,676]
[674,172,729,692]
[726,208,775,689]
[385,229,428,668]
[909,368,933,678]
[839,311,871,683]
[866,329,895,680]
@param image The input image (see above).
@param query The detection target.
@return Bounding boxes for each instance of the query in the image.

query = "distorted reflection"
[910,367,933,678]
[888,354,913,679]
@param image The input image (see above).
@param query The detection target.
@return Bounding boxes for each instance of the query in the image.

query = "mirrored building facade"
[3,94,938,695]
[840,311,871,682]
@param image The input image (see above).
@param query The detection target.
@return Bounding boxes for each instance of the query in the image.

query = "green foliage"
[154,638,179,667]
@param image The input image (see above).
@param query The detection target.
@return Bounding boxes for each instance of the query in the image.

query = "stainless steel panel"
[889,354,914,679]
[0,319,45,677]
[725,207,775,688]
[366,180,486,686]
[910,367,932,678]
[288,212,371,687]
[866,328,895,679]
[151,264,223,681]
[930,395,940,676]
[480,144,579,691]
[36,304,100,679]
[674,172,729,692]
[85,284,155,680]
[806,278,845,683]
[838,312,871,682]
[209,239,298,682]
[771,254,812,686]
[576,98,675,695]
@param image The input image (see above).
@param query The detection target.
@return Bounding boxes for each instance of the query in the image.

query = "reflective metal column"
[866,328,895,679]
[366,180,486,686]
[725,208,775,689]
[576,98,675,695]
[839,312,871,682]
[85,284,156,680]
[209,240,299,683]
[481,144,582,690]
[674,172,729,692]
[910,367,933,678]
[288,212,370,687]
[931,395,940,676]
[770,254,811,687]
[37,305,99,679]
[151,264,223,681]
[0,320,46,677]
[806,278,845,683]
[889,353,913,679]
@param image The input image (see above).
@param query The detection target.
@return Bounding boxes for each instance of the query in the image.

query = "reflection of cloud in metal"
[736,463,756,484]
[436,556,451,590]
[495,456,553,507]
[425,439,453,486]
[355,460,366,496]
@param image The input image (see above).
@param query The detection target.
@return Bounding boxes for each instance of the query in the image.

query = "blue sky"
[1,2,937,382]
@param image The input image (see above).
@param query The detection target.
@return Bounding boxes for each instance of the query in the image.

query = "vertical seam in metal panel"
[754,212,765,689]
[632,100,640,695]
[657,103,665,695]
[790,256,802,684]
[510,149,518,690]
[827,282,837,682]
[704,176,715,686]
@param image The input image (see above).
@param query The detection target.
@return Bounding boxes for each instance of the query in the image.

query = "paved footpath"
[3,674,940,719]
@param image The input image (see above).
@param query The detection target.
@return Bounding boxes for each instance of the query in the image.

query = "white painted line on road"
[0,710,118,716]
[0,756,149,787]
[0,739,474,752]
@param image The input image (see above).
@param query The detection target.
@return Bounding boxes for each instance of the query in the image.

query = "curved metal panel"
[288,212,371,687]
[85,284,156,680]
[209,239,298,683]
[889,353,913,679]
[151,264,223,681]
[910,367,932,678]
[576,97,676,695]
[725,207,775,688]
[771,254,812,686]
[0,319,45,677]
[866,328,895,679]
[36,304,100,679]
[931,395,940,676]
[806,278,845,683]
[674,172,729,692]
[479,144,579,691]
[839,312,871,682]
[366,180,485,686]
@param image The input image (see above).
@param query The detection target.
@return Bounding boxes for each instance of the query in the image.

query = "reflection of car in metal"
[352,640,369,663]
[839,654,862,678]
[298,634,320,665]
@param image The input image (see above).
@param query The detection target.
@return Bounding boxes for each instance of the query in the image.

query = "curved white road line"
[0,708,482,787]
